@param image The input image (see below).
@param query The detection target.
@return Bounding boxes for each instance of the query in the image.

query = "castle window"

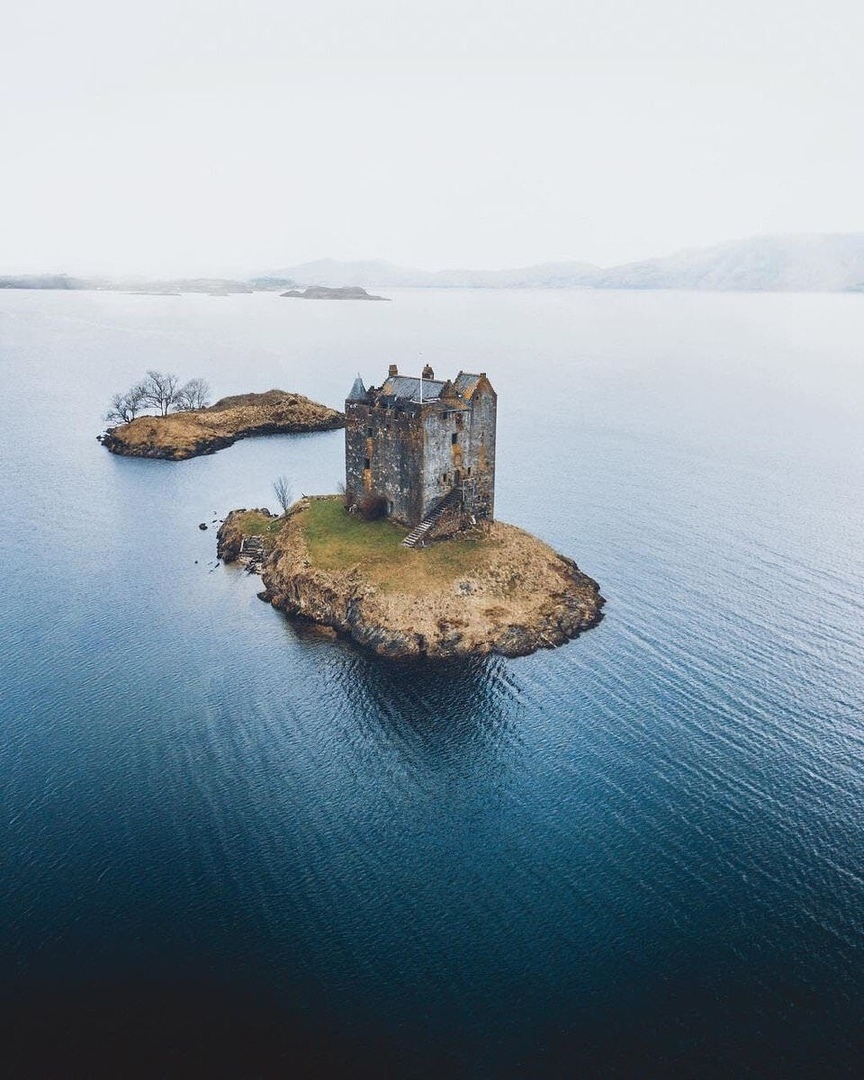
[364,457,371,470]
[366,428,373,436]
[467,467,471,477]
[455,413,464,428]
[451,432,458,445]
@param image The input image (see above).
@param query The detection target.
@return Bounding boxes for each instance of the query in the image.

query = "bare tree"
[173,377,211,411]
[105,382,148,424]
[142,370,181,416]
[272,475,293,515]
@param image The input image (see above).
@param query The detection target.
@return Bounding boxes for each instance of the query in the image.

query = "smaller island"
[100,390,344,460]
[218,497,604,659]
[280,286,390,301]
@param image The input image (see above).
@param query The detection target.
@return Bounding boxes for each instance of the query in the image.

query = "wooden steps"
[402,489,461,548]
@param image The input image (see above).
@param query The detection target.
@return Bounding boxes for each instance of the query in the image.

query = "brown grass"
[107,391,343,457]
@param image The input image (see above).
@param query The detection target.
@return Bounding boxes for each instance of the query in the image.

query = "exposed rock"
[100,390,344,460]
[246,496,604,660]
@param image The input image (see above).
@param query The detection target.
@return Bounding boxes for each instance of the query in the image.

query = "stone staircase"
[240,535,266,570]
[402,489,461,548]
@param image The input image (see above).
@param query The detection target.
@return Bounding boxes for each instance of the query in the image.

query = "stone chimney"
[422,363,434,380]
[388,364,398,378]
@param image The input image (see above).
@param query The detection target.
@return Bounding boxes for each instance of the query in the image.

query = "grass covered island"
[100,390,344,460]
[218,496,604,659]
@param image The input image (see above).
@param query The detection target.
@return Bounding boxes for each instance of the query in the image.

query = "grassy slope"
[300,497,498,592]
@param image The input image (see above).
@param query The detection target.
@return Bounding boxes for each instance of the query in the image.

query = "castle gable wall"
[345,400,423,525]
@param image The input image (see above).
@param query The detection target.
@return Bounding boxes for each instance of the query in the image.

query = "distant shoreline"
[6,235,864,294]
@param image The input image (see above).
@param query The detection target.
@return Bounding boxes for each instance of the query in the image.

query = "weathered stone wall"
[468,384,497,520]
[421,386,496,522]
[421,406,464,519]
[345,400,424,524]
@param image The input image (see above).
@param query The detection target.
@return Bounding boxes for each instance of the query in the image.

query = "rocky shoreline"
[99,390,344,460]
[217,498,604,660]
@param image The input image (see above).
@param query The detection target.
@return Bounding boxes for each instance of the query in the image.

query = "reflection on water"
[337,652,517,764]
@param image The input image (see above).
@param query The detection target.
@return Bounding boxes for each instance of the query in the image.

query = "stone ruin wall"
[345,400,424,525]
[421,386,495,522]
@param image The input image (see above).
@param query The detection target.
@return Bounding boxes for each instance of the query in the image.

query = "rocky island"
[280,286,390,301]
[99,390,344,460]
[215,365,603,660]
[217,497,604,659]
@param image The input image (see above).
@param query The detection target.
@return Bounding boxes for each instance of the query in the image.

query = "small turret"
[347,374,367,401]
[422,363,434,380]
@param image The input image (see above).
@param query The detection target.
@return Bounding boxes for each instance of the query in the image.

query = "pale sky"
[2,0,862,276]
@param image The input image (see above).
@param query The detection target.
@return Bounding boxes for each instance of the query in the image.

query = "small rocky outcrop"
[216,508,278,564]
[99,390,344,460]
[280,286,390,301]
[235,496,604,660]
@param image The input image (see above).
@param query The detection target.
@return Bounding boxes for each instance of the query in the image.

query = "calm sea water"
[1,289,862,1076]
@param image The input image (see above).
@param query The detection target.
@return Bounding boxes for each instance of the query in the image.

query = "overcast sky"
[2,0,862,276]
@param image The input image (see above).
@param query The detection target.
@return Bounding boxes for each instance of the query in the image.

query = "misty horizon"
[7,231,864,296]
[3,0,863,278]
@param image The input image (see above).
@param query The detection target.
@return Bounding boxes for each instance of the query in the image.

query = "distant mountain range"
[262,258,601,290]
[5,235,864,295]
[268,235,864,292]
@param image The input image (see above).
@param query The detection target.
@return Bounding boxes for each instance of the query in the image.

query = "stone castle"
[344,364,497,529]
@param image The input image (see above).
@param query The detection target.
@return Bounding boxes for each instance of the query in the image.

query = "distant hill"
[268,235,864,292]
[264,257,600,290]
[0,275,254,295]
[598,234,864,292]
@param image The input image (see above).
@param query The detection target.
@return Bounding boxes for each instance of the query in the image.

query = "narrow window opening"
[364,457,371,470]
[451,432,458,445]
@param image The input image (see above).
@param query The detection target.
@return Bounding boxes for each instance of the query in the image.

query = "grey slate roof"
[381,375,446,401]
[347,375,367,401]
[347,368,491,406]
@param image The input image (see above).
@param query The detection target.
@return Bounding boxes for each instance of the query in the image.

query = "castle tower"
[344,366,497,527]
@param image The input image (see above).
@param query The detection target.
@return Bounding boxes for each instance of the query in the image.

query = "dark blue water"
[1,289,862,1076]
